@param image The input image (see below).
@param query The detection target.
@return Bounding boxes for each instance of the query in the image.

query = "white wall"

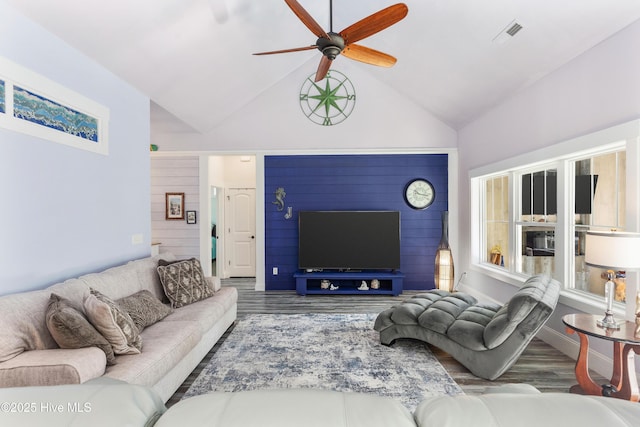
[151,59,457,152]
[221,156,257,187]
[458,19,640,377]
[0,3,151,295]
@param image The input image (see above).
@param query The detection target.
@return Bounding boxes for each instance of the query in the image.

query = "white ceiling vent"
[493,20,524,44]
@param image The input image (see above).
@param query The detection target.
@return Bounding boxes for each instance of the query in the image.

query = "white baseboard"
[536,325,614,379]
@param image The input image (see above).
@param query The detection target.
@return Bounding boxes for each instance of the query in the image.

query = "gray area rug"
[184,313,462,411]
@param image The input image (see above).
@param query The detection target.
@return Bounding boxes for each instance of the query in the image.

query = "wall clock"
[299,70,355,126]
[404,178,435,210]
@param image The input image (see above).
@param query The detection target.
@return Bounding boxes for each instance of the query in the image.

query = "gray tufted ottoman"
[374,275,560,380]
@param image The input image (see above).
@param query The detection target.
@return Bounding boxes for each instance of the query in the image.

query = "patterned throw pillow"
[117,290,173,331]
[84,289,142,355]
[45,294,116,365]
[157,258,214,308]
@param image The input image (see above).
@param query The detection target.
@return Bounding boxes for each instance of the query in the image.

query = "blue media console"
[293,271,404,296]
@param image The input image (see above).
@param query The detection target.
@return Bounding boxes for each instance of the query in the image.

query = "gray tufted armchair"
[374,275,561,380]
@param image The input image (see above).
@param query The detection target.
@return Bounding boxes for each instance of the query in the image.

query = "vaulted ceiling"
[7,0,640,134]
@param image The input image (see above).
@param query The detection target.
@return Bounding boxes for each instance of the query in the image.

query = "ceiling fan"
[253,0,408,82]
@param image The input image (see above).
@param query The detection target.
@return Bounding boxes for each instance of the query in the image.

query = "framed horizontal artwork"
[186,210,197,224]
[165,193,185,220]
[0,56,109,155]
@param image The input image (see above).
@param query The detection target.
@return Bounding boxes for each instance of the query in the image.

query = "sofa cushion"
[0,348,106,387]
[46,277,91,311]
[206,275,222,292]
[84,289,142,355]
[155,388,416,427]
[414,392,640,427]
[0,289,58,363]
[157,258,214,308]
[129,253,177,303]
[45,294,116,365]
[0,379,166,427]
[117,290,173,331]
[163,287,237,334]
[103,320,201,387]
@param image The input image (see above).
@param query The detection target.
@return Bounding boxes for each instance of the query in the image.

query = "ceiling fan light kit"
[253,0,408,81]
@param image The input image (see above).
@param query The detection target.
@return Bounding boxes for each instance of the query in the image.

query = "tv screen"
[298,211,401,271]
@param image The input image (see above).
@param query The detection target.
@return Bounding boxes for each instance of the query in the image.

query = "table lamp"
[585,231,640,330]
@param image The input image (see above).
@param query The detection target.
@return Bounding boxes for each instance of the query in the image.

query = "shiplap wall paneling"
[151,157,200,260]
[264,154,449,291]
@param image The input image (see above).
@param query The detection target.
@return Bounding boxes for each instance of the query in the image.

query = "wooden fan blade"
[285,0,330,39]
[314,56,333,81]
[253,45,317,55]
[342,44,397,67]
[340,3,408,45]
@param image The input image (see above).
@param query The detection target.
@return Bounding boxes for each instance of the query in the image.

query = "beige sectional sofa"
[0,253,238,402]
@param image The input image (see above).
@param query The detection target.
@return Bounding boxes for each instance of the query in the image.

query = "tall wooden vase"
[434,211,454,292]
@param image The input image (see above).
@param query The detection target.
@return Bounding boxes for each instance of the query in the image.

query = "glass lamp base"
[597,312,622,329]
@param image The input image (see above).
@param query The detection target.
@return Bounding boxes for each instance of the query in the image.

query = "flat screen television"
[298,210,401,271]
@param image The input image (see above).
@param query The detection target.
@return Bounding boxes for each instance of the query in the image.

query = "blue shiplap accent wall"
[264,154,448,291]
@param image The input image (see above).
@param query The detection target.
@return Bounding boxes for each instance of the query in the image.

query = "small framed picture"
[186,210,197,224]
[165,193,185,220]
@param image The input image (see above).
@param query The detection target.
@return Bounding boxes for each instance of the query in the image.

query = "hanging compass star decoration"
[299,70,355,126]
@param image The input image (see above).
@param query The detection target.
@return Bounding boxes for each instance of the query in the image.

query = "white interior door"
[225,188,256,277]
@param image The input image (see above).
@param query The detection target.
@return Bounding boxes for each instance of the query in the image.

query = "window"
[471,120,638,311]
[484,175,509,268]
[573,151,626,300]
[518,167,557,278]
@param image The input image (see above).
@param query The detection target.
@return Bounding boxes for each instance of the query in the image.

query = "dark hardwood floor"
[166,278,604,407]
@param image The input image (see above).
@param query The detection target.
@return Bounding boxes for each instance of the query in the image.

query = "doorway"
[210,186,221,277]
[207,155,257,279]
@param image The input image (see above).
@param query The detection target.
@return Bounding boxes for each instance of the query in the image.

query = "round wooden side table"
[562,313,640,401]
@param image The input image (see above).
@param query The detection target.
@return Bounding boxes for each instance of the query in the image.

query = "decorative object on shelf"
[294,271,404,296]
[611,270,627,302]
[165,193,185,220]
[585,231,640,330]
[253,1,408,82]
[150,144,158,151]
[272,187,286,211]
[329,284,340,291]
[299,70,355,126]
[404,178,435,210]
[358,280,369,291]
[370,279,380,290]
[186,211,197,224]
[434,211,454,292]
[320,279,331,290]
[489,245,502,265]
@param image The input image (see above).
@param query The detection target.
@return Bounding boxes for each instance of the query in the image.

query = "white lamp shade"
[585,231,640,270]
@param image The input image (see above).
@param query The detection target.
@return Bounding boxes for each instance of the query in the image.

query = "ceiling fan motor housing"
[316,32,345,59]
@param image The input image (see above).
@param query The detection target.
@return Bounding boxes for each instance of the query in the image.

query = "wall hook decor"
[272,187,286,211]
[284,206,293,220]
